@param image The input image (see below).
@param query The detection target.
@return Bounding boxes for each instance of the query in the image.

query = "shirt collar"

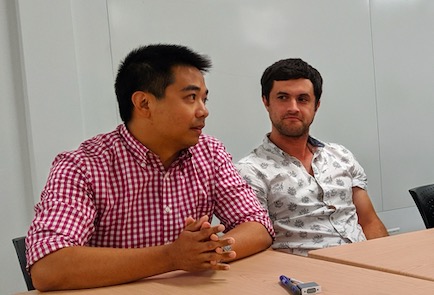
[307,136,325,148]
[263,133,325,156]
[118,124,150,160]
[118,124,192,166]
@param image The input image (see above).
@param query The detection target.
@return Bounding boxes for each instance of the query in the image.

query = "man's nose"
[286,98,299,112]
[196,101,209,118]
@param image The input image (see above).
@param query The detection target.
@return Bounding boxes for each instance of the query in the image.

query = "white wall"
[0,0,34,293]
[1,0,117,293]
[17,0,118,204]
[371,1,434,209]
[2,0,431,293]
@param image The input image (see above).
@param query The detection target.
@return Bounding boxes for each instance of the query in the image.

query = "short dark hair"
[260,58,323,105]
[115,44,212,123]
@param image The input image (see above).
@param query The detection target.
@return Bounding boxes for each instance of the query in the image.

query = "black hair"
[115,44,212,122]
[260,58,322,105]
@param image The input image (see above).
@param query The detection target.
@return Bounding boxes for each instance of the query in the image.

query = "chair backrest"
[12,236,35,291]
[409,184,434,229]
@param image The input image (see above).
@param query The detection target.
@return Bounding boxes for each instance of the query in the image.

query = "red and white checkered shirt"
[26,124,274,268]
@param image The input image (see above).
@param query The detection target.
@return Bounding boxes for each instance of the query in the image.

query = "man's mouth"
[191,124,205,132]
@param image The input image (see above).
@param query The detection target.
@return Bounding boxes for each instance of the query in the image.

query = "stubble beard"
[273,120,311,139]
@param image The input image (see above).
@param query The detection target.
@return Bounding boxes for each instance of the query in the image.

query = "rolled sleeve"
[26,153,96,269]
[212,144,274,238]
[348,151,368,191]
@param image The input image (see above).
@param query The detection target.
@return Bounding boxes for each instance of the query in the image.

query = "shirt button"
[327,205,336,210]
[164,206,171,213]
[140,162,146,168]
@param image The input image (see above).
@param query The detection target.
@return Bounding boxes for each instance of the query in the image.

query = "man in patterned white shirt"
[237,58,387,256]
[26,44,274,291]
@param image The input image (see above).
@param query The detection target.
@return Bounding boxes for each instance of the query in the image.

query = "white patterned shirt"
[236,134,367,256]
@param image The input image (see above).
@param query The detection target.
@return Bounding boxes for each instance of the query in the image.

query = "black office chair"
[12,236,35,290]
[409,184,434,229]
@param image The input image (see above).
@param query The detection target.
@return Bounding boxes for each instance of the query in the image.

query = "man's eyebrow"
[182,85,201,91]
[182,85,209,95]
[276,91,310,96]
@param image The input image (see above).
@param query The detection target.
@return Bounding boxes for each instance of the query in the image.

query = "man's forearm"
[30,221,236,291]
[30,244,174,291]
[363,219,389,239]
[222,221,272,261]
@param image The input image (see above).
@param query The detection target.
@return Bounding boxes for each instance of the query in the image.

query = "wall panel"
[107,0,383,212]
[371,0,434,209]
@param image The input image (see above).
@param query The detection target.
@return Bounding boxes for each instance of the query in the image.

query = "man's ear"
[131,91,151,116]
[315,99,321,111]
[262,95,270,110]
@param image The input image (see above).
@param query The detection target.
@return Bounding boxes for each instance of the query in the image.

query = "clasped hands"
[169,215,236,272]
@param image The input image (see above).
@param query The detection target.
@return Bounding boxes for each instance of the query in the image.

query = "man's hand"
[167,215,235,272]
[184,215,212,231]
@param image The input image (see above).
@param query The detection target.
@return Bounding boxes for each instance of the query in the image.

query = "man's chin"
[277,127,309,138]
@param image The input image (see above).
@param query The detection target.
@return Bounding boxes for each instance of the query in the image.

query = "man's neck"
[268,132,312,161]
[127,122,181,170]
[269,131,314,175]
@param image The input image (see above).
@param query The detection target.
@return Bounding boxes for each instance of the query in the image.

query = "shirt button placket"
[162,171,172,243]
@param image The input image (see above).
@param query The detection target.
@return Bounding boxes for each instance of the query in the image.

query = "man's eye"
[203,97,208,104]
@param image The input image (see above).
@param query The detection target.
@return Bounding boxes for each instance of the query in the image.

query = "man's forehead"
[271,78,314,91]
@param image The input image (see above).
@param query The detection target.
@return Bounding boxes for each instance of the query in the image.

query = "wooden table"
[309,228,434,282]
[16,249,434,294]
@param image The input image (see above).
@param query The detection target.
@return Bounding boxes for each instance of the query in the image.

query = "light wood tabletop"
[15,248,434,295]
[309,228,434,282]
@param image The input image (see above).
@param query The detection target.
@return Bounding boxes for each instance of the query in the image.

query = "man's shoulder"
[237,148,262,165]
[80,128,120,155]
[309,136,351,152]
[198,133,220,144]
[55,127,121,164]
[236,142,275,171]
[193,133,226,153]
[321,141,353,155]
[316,140,360,166]
[188,134,235,170]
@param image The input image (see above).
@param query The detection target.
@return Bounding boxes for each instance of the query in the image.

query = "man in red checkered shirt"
[25,44,274,291]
